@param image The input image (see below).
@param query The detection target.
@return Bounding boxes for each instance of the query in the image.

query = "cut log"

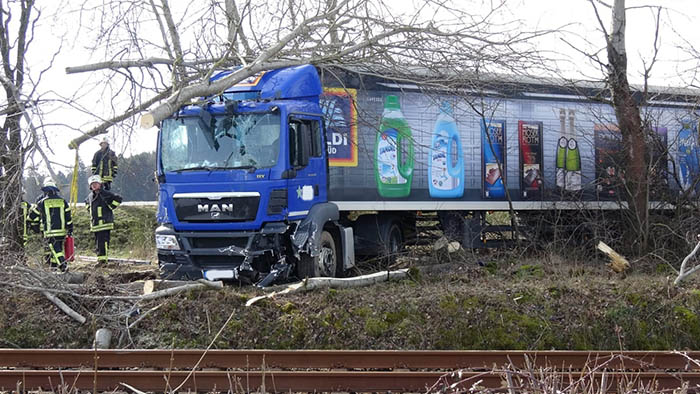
[140,113,155,129]
[77,255,152,265]
[140,279,224,301]
[142,279,199,295]
[597,241,630,273]
[60,272,86,284]
[246,269,409,307]
[42,291,86,324]
[447,241,462,253]
[433,237,449,251]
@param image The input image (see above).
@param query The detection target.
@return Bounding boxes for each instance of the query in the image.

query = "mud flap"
[340,225,355,270]
[291,203,339,258]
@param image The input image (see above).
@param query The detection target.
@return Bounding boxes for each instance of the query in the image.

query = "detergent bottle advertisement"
[565,110,582,193]
[481,119,506,199]
[375,95,414,198]
[518,121,543,199]
[555,109,582,198]
[429,101,464,198]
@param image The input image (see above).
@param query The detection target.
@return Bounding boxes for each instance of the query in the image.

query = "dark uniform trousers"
[28,194,71,272]
[86,188,122,264]
[95,230,111,263]
[45,236,66,270]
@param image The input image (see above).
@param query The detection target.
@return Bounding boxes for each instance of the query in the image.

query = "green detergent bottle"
[375,95,414,198]
[565,138,582,192]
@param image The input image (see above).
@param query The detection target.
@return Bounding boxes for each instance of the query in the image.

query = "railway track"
[1,349,699,392]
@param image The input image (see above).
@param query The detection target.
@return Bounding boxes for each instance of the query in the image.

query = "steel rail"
[1,370,700,392]
[1,349,699,371]
[2,350,700,392]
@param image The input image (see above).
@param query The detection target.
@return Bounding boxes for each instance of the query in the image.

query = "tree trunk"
[0,101,24,253]
[0,0,34,255]
[606,0,648,253]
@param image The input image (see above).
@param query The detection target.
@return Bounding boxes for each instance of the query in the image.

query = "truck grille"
[174,196,259,222]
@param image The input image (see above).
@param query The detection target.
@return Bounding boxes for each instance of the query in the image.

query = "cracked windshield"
[160,112,281,172]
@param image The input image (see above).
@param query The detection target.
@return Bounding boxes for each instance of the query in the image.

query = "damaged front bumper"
[156,222,293,286]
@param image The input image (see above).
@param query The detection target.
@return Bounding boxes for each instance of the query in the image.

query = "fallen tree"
[674,235,700,285]
[246,269,410,307]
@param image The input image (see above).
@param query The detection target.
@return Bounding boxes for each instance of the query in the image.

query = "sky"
[514,0,700,85]
[21,0,700,173]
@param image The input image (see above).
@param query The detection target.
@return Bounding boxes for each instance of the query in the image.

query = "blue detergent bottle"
[429,101,464,198]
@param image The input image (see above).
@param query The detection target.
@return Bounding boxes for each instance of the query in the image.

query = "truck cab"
[155,65,354,286]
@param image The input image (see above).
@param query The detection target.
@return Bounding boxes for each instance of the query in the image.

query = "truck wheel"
[297,230,337,279]
[382,222,403,263]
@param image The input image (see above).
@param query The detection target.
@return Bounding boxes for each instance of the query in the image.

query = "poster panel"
[321,88,358,167]
[518,121,543,199]
[649,127,668,199]
[594,123,623,199]
[481,120,506,199]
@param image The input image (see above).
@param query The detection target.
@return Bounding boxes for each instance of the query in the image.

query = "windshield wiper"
[172,165,257,173]
[172,166,217,172]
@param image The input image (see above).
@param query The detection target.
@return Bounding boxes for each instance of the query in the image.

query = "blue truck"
[155,65,360,286]
[155,64,698,285]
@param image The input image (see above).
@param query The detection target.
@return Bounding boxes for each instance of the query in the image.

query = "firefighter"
[91,137,118,190]
[85,175,122,264]
[27,179,72,271]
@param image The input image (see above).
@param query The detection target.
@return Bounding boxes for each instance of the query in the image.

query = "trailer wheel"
[382,222,403,263]
[297,230,337,279]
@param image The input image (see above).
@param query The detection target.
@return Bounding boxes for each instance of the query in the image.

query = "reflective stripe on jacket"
[85,189,123,232]
[92,148,118,182]
[28,196,72,238]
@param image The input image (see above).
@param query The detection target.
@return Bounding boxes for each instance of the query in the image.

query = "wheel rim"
[318,244,335,276]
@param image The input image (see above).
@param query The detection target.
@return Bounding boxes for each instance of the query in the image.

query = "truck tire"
[297,230,337,279]
[381,221,403,264]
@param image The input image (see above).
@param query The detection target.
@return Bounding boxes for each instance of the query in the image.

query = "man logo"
[198,203,233,213]
[211,211,221,218]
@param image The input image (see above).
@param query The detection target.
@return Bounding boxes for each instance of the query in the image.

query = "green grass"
[11,207,700,351]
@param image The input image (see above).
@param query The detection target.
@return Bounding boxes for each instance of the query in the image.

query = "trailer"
[154,65,698,285]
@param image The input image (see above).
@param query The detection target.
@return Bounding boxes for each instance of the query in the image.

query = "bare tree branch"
[68,87,172,148]
[63,0,552,143]
[674,237,700,285]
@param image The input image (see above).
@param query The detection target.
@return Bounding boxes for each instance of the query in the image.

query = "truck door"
[287,115,327,218]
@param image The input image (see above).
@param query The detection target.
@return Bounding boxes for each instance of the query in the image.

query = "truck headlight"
[156,234,180,250]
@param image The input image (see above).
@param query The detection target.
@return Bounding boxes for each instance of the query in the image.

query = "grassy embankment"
[6,205,700,351]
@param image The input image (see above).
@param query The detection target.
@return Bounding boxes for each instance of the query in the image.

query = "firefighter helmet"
[41,179,58,192]
[88,175,102,186]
